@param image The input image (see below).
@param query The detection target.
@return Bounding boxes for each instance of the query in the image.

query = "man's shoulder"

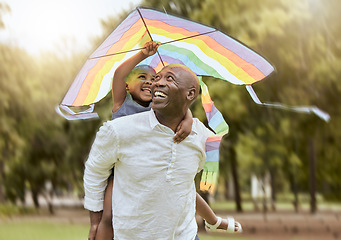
[107,111,150,129]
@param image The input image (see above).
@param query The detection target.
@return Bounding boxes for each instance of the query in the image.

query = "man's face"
[151,65,191,112]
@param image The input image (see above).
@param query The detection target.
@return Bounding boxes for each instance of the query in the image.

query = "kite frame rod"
[88,29,218,60]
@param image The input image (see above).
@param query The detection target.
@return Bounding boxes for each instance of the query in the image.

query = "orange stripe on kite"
[206,135,223,142]
[202,103,213,113]
[73,20,146,106]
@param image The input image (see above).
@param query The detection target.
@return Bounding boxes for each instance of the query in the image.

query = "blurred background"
[0,0,340,239]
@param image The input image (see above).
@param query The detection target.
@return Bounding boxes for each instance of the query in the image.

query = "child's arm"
[173,109,193,143]
[112,41,160,112]
[88,211,103,240]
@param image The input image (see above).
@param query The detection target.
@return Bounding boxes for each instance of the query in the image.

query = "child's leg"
[196,192,218,225]
[196,192,242,232]
[95,178,114,240]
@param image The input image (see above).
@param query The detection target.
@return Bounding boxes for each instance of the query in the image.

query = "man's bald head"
[162,64,200,103]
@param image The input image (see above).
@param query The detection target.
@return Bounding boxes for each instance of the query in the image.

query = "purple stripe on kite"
[205,104,218,120]
[148,54,166,67]
[140,9,274,76]
[205,141,221,151]
[90,11,141,58]
[149,55,185,68]
[208,31,274,76]
[140,9,215,35]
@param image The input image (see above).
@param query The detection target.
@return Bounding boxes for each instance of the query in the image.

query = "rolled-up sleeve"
[84,122,118,212]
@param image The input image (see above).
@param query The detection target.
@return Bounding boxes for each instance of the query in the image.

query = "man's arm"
[84,122,118,233]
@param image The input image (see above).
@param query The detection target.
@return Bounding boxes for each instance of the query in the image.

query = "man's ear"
[126,83,129,91]
[187,87,197,101]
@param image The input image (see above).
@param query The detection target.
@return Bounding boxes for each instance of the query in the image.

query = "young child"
[88,41,241,240]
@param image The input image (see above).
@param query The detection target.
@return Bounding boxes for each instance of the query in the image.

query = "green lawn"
[0,220,258,240]
[0,221,89,240]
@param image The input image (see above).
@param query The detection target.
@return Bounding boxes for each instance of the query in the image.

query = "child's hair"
[126,65,156,83]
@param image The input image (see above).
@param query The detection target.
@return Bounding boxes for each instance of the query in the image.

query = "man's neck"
[154,110,185,133]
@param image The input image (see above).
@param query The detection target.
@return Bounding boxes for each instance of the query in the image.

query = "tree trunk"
[309,138,317,214]
[291,172,299,213]
[230,147,242,212]
[269,168,277,211]
[31,189,40,209]
[0,160,5,203]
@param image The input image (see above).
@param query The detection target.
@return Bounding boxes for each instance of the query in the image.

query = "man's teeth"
[154,91,167,98]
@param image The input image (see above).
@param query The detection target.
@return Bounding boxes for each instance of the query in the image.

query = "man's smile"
[153,90,167,99]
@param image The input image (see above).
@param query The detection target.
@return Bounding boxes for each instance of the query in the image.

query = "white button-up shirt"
[84,110,213,240]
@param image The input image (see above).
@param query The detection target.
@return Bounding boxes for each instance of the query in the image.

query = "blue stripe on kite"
[206,150,219,161]
[208,112,224,130]
[140,48,211,76]
[158,48,210,76]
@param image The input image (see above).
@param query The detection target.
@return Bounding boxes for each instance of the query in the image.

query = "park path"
[198,209,341,240]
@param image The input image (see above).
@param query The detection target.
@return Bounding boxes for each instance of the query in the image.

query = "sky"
[0,0,142,55]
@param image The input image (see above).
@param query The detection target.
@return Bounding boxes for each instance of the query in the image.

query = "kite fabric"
[199,78,229,194]
[56,7,329,122]
[56,7,275,119]
[55,7,330,194]
[246,86,330,122]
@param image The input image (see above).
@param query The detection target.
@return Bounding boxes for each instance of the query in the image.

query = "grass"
[0,219,260,240]
[1,199,340,240]
[0,220,89,240]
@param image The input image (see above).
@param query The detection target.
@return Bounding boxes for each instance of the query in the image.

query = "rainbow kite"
[56,7,330,193]
[57,8,329,121]
[57,8,276,119]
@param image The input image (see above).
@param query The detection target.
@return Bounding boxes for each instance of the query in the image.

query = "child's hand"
[142,41,160,57]
[173,118,192,143]
[88,224,98,240]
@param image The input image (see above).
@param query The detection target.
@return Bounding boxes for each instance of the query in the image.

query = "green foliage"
[141,0,341,201]
[0,0,340,208]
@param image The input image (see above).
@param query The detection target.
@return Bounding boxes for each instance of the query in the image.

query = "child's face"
[127,68,155,105]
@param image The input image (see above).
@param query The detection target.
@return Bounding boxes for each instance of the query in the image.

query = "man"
[84,64,213,239]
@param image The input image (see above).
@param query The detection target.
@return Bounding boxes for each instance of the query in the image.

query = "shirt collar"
[149,109,160,130]
[148,109,198,135]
